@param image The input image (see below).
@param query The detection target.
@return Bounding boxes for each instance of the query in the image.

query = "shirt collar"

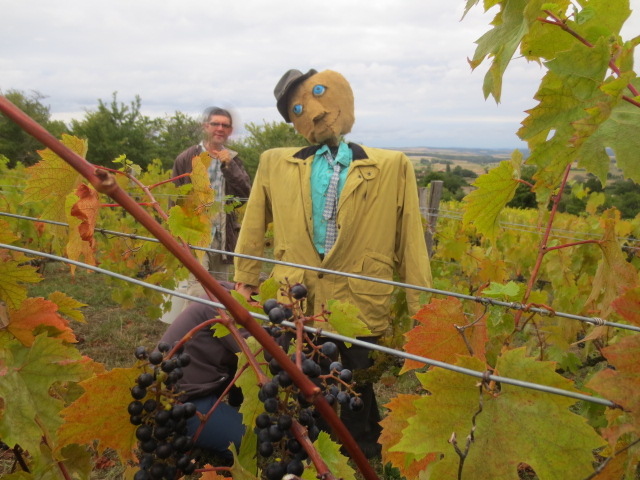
[315,141,352,167]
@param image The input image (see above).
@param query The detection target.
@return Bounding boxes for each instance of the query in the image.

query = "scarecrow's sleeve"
[395,153,433,316]
[233,152,273,287]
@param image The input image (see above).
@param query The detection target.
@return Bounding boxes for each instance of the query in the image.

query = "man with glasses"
[171,107,251,294]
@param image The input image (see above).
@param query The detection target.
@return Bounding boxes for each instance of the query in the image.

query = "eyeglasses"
[207,121,232,129]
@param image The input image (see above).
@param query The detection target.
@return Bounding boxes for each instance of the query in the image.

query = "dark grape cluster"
[256,285,363,479]
[129,343,200,480]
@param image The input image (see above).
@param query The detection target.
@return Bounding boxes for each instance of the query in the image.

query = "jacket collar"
[292,143,368,161]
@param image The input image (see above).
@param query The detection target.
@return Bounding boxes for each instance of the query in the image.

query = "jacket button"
[318,273,324,278]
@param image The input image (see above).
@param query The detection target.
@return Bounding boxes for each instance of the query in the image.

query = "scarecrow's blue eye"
[313,84,326,96]
[292,104,303,116]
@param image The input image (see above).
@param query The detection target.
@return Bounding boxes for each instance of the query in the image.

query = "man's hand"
[216,149,231,164]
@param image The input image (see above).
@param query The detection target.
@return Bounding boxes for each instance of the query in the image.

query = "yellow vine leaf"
[167,205,212,253]
[7,297,76,346]
[66,183,100,273]
[462,152,522,240]
[191,152,216,210]
[0,218,20,244]
[400,297,486,374]
[390,350,605,479]
[47,291,87,323]
[22,134,87,223]
[57,366,140,463]
[0,253,42,310]
[0,333,94,456]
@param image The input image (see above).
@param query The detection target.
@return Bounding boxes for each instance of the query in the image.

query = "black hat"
[274,68,318,122]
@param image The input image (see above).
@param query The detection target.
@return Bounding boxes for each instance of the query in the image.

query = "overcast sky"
[1,1,638,150]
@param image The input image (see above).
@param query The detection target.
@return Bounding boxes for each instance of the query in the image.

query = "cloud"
[1,0,638,149]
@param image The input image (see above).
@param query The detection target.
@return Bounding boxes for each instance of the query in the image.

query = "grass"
[28,261,167,369]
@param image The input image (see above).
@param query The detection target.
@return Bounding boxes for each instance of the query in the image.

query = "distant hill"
[388,146,527,164]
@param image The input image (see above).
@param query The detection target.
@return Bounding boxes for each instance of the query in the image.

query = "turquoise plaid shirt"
[310,142,353,254]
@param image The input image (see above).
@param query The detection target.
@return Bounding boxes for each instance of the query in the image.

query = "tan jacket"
[234,143,432,335]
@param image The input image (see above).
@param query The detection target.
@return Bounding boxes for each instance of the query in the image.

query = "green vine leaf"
[462,152,522,239]
[326,299,371,339]
[0,333,93,456]
[302,431,355,480]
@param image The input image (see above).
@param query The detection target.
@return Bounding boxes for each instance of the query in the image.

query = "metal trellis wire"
[1,210,638,334]
[0,242,620,409]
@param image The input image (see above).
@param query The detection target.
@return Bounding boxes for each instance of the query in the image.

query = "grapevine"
[1,1,640,478]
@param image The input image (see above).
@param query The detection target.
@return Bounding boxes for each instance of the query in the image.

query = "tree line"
[0,89,308,180]
[2,89,638,219]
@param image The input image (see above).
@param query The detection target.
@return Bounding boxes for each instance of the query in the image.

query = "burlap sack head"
[279,70,355,145]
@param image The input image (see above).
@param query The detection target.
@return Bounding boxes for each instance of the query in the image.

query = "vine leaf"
[302,431,355,480]
[379,394,438,477]
[0,254,42,310]
[462,152,522,239]
[201,466,237,480]
[586,334,640,440]
[0,333,93,456]
[390,349,605,479]
[576,80,640,185]
[167,205,212,252]
[7,297,76,346]
[611,285,640,326]
[47,291,87,323]
[401,297,487,374]
[57,366,140,463]
[22,134,86,224]
[582,209,639,318]
[326,299,371,339]
[66,183,100,272]
[236,337,265,473]
[228,445,260,480]
[465,0,535,102]
[191,153,217,210]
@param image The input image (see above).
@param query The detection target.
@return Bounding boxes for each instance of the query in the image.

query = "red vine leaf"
[7,297,76,346]
[400,297,486,374]
[58,366,140,463]
[586,334,640,438]
[611,286,640,326]
[200,467,232,479]
[66,183,100,273]
[582,209,639,318]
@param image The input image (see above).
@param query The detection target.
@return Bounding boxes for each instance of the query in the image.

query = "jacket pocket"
[348,252,394,296]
